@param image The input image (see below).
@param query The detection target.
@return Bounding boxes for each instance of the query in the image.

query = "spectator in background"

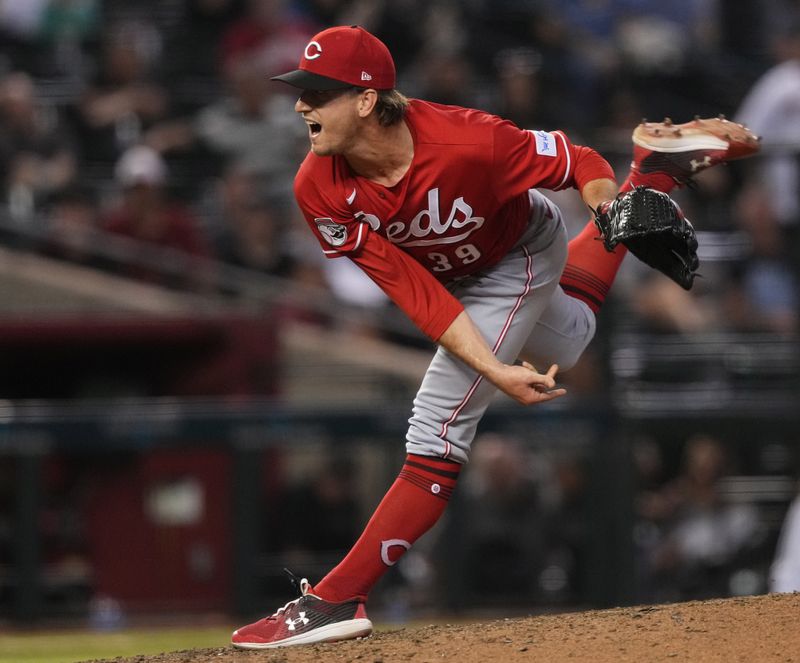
[215,196,295,278]
[38,0,99,82]
[537,0,621,129]
[492,48,545,131]
[100,144,214,288]
[269,455,361,574]
[194,160,261,249]
[41,185,106,268]
[0,71,77,225]
[436,433,547,610]
[736,16,800,268]
[194,53,307,205]
[614,0,720,120]
[164,0,246,108]
[642,434,762,602]
[73,17,170,170]
[220,0,316,75]
[723,181,798,334]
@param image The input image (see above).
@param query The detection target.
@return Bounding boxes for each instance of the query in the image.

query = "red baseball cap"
[271,25,396,91]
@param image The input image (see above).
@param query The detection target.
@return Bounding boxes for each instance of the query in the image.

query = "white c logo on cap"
[304,41,322,60]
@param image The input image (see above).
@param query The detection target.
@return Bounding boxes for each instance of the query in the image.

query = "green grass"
[0,625,234,663]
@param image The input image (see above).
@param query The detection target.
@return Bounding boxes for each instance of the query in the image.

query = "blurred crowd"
[433,430,796,608]
[0,0,798,338]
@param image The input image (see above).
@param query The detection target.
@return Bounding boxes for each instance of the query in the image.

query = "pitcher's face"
[295,88,362,156]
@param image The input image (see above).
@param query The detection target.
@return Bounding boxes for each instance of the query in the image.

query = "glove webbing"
[601,186,683,251]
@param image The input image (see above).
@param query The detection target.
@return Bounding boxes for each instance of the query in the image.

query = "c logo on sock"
[380,539,411,566]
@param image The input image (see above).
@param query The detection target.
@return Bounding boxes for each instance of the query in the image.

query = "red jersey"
[295,100,613,340]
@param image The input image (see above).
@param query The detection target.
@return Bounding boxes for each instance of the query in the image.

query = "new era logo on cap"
[271,26,396,91]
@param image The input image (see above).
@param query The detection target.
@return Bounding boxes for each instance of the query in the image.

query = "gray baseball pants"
[406,190,597,463]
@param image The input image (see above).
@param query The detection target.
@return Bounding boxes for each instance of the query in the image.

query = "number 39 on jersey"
[427,243,482,272]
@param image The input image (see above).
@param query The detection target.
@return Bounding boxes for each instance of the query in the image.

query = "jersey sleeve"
[294,162,370,258]
[491,120,612,198]
[572,144,616,191]
[350,232,464,341]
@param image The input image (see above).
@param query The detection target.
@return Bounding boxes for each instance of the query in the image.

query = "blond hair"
[374,89,409,126]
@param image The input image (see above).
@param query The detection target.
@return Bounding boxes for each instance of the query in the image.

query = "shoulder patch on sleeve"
[315,217,348,246]
[532,130,558,157]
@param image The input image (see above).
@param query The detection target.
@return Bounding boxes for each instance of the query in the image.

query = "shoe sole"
[231,618,373,649]
[633,117,759,160]
[633,132,728,153]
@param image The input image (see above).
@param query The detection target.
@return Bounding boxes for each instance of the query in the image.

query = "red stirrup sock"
[312,453,461,603]
[620,170,677,194]
[560,220,626,313]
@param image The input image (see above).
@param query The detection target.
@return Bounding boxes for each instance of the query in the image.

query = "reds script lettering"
[359,188,485,248]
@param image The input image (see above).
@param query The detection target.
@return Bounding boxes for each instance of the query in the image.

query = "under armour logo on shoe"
[690,155,712,172]
[361,71,372,81]
[285,612,309,631]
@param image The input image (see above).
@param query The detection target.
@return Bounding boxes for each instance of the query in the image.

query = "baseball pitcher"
[232,26,759,649]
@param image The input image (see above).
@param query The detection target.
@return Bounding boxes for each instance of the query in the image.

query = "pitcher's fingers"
[533,364,557,389]
[521,361,538,373]
[539,387,567,401]
[534,381,564,394]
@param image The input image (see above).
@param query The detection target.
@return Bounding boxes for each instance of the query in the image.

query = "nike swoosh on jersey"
[346,188,357,204]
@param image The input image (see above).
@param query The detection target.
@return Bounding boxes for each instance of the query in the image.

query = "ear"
[356,89,378,118]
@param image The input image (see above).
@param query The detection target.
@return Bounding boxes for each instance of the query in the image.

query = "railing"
[610,332,800,418]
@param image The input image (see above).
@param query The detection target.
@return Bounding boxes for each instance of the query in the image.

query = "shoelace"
[268,575,312,619]
[269,595,303,619]
[284,567,306,595]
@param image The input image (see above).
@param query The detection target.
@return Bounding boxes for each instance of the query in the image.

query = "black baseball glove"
[593,186,699,289]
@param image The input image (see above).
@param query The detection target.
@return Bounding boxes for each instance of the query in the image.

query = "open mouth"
[307,121,322,138]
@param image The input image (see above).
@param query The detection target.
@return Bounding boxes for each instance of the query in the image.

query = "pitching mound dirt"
[91,592,800,663]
